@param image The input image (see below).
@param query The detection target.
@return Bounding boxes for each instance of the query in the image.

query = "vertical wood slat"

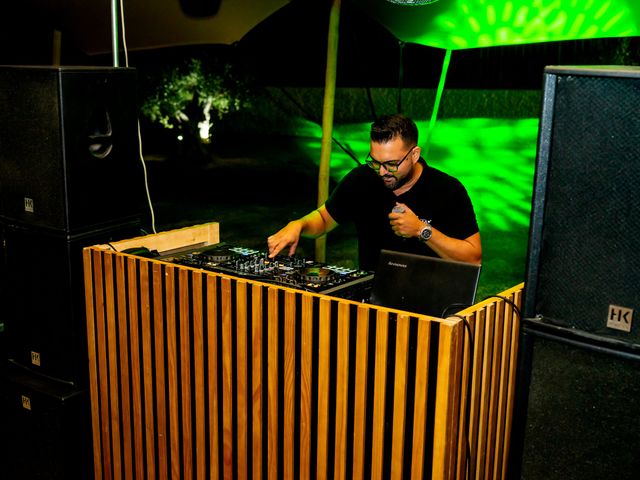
[236,281,249,480]
[390,314,411,479]
[206,276,220,480]
[192,272,206,480]
[432,319,463,479]
[283,291,297,480]
[370,310,390,480]
[334,302,351,480]
[164,265,180,479]
[127,257,144,480]
[104,253,123,480]
[179,268,193,480]
[491,295,512,480]
[267,287,279,480]
[316,297,332,480]
[156,263,171,478]
[251,284,264,480]
[498,290,522,480]
[221,278,234,478]
[83,250,102,480]
[299,295,315,480]
[140,260,156,480]
[484,303,505,479]
[467,309,486,476]
[410,319,432,480]
[351,306,371,480]
[475,304,496,480]
[115,255,133,480]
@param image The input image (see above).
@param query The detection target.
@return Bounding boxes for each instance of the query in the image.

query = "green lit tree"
[141,58,250,162]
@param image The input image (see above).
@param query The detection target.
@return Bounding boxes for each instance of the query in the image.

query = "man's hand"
[267,220,303,258]
[388,202,422,238]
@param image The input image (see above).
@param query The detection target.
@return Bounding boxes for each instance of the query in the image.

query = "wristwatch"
[418,219,432,242]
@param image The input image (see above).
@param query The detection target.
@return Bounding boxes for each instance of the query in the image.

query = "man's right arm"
[267,205,337,258]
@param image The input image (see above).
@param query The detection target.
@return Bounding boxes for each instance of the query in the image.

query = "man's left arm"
[389,204,482,264]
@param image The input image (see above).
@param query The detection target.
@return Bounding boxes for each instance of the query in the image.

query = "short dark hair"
[370,114,418,145]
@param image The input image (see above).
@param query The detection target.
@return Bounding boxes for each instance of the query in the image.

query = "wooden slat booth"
[83,223,522,480]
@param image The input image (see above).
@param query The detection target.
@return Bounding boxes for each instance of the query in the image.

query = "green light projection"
[356,0,640,49]
[291,117,538,233]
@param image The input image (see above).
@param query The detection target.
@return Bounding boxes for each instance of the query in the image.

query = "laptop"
[368,250,481,317]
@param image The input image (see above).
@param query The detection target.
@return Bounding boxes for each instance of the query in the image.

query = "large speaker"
[524,65,640,345]
[0,364,92,479]
[513,322,640,480]
[0,66,144,234]
[510,65,640,479]
[1,221,140,385]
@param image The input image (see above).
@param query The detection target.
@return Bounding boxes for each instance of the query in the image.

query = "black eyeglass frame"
[365,145,417,173]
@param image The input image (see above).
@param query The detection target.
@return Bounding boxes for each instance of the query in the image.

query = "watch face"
[419,226,432,241]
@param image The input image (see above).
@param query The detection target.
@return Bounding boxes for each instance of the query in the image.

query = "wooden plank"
[127,257,145,479]
[221,278,234,479]
[371,310,390,480]
[316,297,332,480]
[475,304,496,480]
[140,260,156,480]
[334,302,351,480]
[104,253,123,480]
[236,281,249,480]
[102,223,220,254]
[179,268,193,479]
[485,302,505,480]
[410,319,431,480]
[431,319,463,480]
[299,294,314,480]
[283,291,297,480]
[115,255,133,480]
[455,313,473,480]
[251,284,264,480]
[152,262,168,479]
[206,276,220,480]
[390,314,411,479]
[192,272,206,480]
[267,287,279,480]
[83,250,102,480]
[467,310,485,477]
[500,291,522,480]
[351,306,371,480]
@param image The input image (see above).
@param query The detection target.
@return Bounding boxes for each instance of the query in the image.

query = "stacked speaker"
[509,66,640,479]
[0,66,144,479]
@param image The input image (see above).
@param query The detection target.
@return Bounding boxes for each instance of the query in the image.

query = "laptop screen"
[368,250,481,317]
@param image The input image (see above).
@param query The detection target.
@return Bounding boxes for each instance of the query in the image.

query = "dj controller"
[159,243,374,297]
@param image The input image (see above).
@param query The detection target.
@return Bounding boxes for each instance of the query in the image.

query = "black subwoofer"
[510,65,640,479]
[0,66,143,233]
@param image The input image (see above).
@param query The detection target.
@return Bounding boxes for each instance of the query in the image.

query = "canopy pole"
[425,48,452,156]
[111,0,120,67]
[315,0,341,263]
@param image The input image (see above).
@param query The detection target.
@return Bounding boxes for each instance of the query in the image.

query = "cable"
[119,0,157,234]
[482,294,522,320]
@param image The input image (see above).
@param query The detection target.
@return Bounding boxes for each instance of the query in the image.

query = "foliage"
[140,58,250,133]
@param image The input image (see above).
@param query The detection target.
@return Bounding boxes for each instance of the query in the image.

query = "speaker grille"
[528,67,640,345]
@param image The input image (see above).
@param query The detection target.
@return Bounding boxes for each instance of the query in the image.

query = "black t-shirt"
[325,158,479,270]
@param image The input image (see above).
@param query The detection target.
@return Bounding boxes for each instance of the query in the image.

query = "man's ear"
[412,146,422,162]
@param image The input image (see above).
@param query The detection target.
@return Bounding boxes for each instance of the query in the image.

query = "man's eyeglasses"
[365,145,416,173]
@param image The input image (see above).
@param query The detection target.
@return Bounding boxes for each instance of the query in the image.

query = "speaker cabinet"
[512,321,640,480]
[510,65,640,479]
[524,65,640,346]
[0,66,143,234]
[1,221,140,384]
[0,365,91,480]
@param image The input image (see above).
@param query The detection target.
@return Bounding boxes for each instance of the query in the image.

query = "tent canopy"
[352,0,640,50]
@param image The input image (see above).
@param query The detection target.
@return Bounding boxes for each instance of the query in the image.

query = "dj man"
[267,114,482,271]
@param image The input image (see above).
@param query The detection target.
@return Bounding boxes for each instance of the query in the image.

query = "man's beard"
[381,173,409,191]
